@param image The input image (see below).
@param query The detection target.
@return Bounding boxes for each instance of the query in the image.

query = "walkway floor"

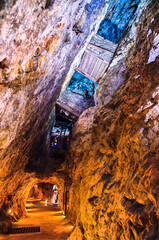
[0,199,74,240]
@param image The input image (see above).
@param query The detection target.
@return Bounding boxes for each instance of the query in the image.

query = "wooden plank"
[85,49,104,62]
[85,52,93,74]
[88,44,113,62]
[95,62,106,79]
[56,101,80,117]
[88,43,114,56]
[76,68,97,83]
[89,57,99,79]
[91,59,102,79]
[100,63,108,78]
[79,51,87,68]
[77,40,113,82]
[85,48,109,65]
[80,52,90,71]
[87,56,97,75]
[94,63,103,80]
[90,34,117,53]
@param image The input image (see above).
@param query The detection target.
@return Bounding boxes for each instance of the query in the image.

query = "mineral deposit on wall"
[0,0,108,232]
[67,0,159,239]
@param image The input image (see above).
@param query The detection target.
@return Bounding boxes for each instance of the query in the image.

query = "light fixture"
[8,209,12,214]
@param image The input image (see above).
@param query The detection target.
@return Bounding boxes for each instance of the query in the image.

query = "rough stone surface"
[0,0,107,232]
[90,34,117,52]
[97,0,140,43]
[57,90,95,117]
[96,0,156,108]
[67,71,97,98]
[67,1,159,239]
[0,0,158,238]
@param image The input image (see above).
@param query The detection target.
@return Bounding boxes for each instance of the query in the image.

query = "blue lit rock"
[67,71,97,97]
[0,0,158,238]
[97,0,141,43]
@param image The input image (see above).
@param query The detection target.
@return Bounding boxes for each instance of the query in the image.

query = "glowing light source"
[8,209,12,214]
[69,225,74,229]
[45,200,48,206]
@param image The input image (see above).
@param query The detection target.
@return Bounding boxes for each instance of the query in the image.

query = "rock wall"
[0,0,108,232]
[97,0,140,43]
[67,0,159,239]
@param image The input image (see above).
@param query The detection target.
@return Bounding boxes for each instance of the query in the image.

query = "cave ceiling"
[0,0,142,184]
[55,0,140,124]
[0,0,154,235]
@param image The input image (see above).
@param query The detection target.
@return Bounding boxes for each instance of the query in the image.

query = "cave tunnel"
[0,0,159,239]
[27,183,59,206]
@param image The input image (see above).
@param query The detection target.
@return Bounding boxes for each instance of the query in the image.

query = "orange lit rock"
[0,0,158,239]
[67,1,159,239]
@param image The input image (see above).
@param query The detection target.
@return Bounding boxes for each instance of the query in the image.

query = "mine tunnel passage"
[27,183,59,206]
[0,0,155,239]
[0,183,74,240]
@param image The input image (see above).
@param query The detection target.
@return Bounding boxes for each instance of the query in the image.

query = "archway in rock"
[27,183,59,206]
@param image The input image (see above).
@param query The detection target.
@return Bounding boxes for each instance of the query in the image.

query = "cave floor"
[0,199,74,240]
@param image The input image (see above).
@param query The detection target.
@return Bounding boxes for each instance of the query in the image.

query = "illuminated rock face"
[67,1,159,239]
[0,0,107,232]
[97,0,141,43]
[0,0,158,238]
[0,0,106,151]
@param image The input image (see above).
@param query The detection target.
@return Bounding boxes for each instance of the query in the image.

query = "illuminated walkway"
[0,199,74,240]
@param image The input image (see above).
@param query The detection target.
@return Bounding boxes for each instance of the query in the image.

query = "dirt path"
[0,200,74,240]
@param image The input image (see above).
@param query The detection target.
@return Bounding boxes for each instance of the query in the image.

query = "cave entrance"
[26,183,59,209]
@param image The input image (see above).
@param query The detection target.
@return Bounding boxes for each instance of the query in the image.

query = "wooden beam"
[76,68,97,83]
[88,43,114,56]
